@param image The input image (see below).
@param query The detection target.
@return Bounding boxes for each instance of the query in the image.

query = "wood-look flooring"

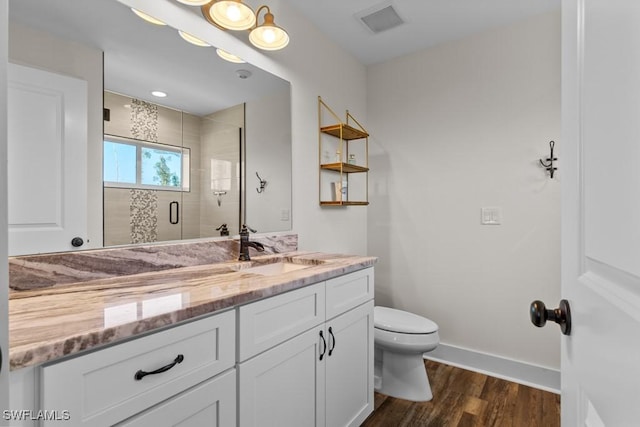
[362,360,560,427]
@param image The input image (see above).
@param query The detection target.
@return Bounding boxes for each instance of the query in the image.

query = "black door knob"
[71,237,84,247]
[530,299,571,335]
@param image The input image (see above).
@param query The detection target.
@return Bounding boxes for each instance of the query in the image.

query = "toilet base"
[374,347,433,402]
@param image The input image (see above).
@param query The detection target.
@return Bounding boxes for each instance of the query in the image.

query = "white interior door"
[7,63,87,255]
[561,0,640,424]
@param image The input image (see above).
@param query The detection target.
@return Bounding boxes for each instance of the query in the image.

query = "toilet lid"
[374,306,438,334]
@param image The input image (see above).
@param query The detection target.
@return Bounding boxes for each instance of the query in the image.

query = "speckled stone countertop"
[9,252,377,370]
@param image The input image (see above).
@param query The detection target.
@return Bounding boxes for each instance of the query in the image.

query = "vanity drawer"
[116,368,236,427]
[40,310,235,427]
[238,282,325,361]
[326,267,374,320]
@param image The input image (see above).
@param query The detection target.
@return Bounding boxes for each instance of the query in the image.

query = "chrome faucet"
[238,224,265,261]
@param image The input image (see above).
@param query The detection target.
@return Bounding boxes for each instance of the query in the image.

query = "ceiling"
[8,0,561,113]
[284,0,561,65]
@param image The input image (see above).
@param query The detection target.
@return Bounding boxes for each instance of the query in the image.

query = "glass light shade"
[216,48,246,63]
[178,30,211,47]
[175,0,212,5]
[209,0,256,31]
[131,8,166,26]
[249,12,289,51]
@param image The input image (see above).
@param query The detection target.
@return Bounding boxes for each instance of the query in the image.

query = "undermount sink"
[235,261,311,276]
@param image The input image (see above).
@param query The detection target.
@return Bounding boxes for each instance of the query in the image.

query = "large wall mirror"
[7,0,292,256]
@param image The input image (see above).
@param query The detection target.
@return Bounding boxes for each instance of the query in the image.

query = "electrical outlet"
[481,207,502,225]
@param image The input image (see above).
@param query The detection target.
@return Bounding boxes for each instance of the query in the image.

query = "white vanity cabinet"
[11,266,374,427]
[238,267,374,427]
[39,310,236,427]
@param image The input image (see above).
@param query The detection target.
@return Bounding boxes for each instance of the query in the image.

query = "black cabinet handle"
[169,201,179,225]
[328,326,336,356]
[319,330,327,361]
[134,354,184,381]
[71,237,84,247]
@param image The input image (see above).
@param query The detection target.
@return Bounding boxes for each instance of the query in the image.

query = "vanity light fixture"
[216,48,246,63]
[207,0,256,31]
[192,1,289,51]
[175,0,211,5]
[249,6,289,51]
[131,8,167,25]
[131,8,166,26]
[151,91,168,98]
[178,30,211,47]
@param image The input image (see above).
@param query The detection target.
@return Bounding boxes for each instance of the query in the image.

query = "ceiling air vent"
[356,3,404,34]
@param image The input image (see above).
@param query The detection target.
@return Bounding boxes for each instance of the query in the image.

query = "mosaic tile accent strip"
[130,189,158,244]
[130,98,158,142]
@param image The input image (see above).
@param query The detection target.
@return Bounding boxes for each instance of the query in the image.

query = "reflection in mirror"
[102,92,243,246]
[7,0,291,256]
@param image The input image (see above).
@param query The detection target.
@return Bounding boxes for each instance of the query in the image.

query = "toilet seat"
[374,306,438,334]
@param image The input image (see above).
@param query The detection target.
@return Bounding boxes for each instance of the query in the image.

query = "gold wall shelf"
[318,96,369,206]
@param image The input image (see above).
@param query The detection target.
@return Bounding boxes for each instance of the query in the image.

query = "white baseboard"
[424,343,560,394]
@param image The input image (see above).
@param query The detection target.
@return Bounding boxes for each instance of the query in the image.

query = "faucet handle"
[242,224,257,233]
[216,223,229,236]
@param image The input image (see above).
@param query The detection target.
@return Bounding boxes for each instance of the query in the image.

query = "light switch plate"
[481,207,502,225]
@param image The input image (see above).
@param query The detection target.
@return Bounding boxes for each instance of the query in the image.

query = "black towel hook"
[539,140,558,179]
[256,172,267,193]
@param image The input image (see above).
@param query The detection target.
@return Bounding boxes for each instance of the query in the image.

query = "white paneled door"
[561,0,640,424]
[7,63,87,255]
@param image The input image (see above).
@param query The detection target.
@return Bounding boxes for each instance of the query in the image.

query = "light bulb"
[262,28,276,44]
[226,4,241,21]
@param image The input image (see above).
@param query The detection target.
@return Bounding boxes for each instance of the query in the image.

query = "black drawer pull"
[328,326,336,356]
[319,330,327,361]
[134,354,184,381]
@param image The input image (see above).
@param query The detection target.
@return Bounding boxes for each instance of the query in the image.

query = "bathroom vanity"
[8,244,376,427]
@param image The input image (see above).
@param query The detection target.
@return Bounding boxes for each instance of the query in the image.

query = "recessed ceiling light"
[178,30,211,47]
[151,91,167,98]
[131,8,166,26]
[216,48,245,63]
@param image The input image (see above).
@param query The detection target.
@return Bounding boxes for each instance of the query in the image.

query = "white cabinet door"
[238,325,326,427]
[117,369,236,427]
[325,301,374,427]
[7,63,88,255]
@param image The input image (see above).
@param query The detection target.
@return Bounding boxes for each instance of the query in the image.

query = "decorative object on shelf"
[539,140,558,179]
[256,172,267,193]
[197,1,290,51]
[318,96,369,206]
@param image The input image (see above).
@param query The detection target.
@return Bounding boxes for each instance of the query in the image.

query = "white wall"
[367,11,561,369]
[246,87,292,232]
[121,0,368,255]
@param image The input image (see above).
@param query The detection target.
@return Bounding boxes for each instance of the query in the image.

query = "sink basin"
[236,261,311,276]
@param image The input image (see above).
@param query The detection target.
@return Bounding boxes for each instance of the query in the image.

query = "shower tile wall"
[103,91,200,246]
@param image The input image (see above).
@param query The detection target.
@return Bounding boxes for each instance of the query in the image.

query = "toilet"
[374,306,440,402]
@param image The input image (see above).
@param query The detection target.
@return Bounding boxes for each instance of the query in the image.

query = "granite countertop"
[9,251,377,371]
